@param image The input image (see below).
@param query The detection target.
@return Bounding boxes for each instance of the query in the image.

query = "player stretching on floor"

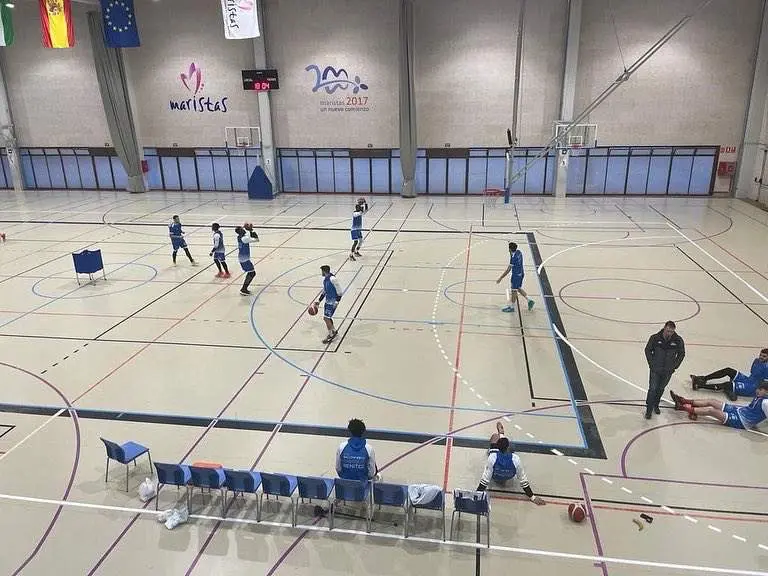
[210,223,230,279]
[314,265,344,344]
[670,382,768,429]
[496,242,534,313]
[349,197,369,261]
[169,215,195,265]
[235,224,259,295]
[690,348,768,401]
[476,421,545,505]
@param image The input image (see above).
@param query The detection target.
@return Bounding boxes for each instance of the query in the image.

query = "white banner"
[221,0,260,39]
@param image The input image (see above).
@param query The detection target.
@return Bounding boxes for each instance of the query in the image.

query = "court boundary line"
[0,492,763,576]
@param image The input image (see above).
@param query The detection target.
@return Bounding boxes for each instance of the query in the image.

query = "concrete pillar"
[735,0,768,201]
[555,0,582,199]
[0,55,23,193]
[252,1,279,192]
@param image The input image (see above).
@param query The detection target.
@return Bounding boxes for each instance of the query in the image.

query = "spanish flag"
[39,0,75,48]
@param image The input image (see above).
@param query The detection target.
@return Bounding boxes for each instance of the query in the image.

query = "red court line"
[442,228,472,492]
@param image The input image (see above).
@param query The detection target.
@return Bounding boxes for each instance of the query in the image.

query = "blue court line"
[247,245,579,419]
[0,401,585,450]
[31,263,158,300]
[0,243,168,330]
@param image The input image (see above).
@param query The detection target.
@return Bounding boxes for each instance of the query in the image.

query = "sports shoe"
[644,408,652,420]
[354,252,362,257]
[654,406,661,415]
[322,330,338,344]
[501,306,515,313]
[349,254,356,261]
[527,299,535,311]
[690,375,704,390]
[223,272,231,278]
[724,381,738,402]
[240,289,251,296]
[670,390,691,411]
[215,272,224,278]
[190,260,197,266]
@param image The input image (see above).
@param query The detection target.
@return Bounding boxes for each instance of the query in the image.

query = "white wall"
[415,0,566,148]
[264,0,399,149]
[0,0,764,153]
[576,0,763,146]
[124,0,259,148]
[2,1,110,147]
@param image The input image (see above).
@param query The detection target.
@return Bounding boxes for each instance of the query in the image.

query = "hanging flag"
[100,0,140,48]
[39,0,75,48]
[0,4,14,47]
[220,0,260,39]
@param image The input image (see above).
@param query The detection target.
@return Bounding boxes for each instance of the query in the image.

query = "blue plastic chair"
[153,462,191,510]
[296,476,335,527]
[188,466,227,515]
[333,478,371,532]
[450,490,490,547]
[258,473,298,522]
[373,482,409,536]
[409,489,446,541]
[223,470,262,518]
[100,437,152,492]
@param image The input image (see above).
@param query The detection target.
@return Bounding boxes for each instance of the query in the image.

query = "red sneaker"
[223,273,231,278]
[670,391,691,411]
[215,272,224,278]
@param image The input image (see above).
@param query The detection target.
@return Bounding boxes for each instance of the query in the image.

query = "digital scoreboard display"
[242,69,279,91]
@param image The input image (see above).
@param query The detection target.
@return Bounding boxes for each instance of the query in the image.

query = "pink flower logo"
[180,63,203,96]
[238,0,254,10]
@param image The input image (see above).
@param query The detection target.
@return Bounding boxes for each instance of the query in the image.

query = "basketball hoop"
[483,188,504,207]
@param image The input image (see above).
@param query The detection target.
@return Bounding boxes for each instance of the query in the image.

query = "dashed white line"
[601,478,614,485]
[583,468,595,475]
[640,496,653,504]
[708,525,722,534]
[621,487,633,495]
[684,515,698,524]
[732,535,747,543]
[661,505,676,515]
[567,459,578,466]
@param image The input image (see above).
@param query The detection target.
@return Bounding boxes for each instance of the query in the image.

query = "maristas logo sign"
[169,63,229,113]
[305,64,370,113]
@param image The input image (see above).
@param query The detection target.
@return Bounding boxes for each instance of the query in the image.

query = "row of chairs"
[101,438,491,544]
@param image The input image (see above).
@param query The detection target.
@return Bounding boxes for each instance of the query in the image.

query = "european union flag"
[100,0,140,48]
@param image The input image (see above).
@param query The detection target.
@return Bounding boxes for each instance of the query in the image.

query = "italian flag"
[0,4,14,47]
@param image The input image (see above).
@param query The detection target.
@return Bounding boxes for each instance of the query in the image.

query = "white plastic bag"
[138,477,156,502]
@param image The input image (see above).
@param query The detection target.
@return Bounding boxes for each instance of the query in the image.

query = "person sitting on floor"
[476,421,545,505]
[690,348,768,401]
[670,381,768,430]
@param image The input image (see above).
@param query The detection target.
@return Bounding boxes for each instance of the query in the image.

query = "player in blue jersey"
[313,265,344,344]
[209,223,230,279]
[690,348,768,401]
[496,242,534,313]
[336,418,378,482]
[670,381,768,430]
[168,215,195,265]
[475,421,545,504]
[234,224,259,295]
[349,197,369,261]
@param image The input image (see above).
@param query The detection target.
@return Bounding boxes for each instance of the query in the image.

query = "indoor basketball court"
[2,0,768,574]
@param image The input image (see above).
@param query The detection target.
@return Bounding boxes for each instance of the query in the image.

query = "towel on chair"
[408,484,442,506]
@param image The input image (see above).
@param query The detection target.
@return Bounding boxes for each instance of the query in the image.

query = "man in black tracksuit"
[644,320,685,419]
